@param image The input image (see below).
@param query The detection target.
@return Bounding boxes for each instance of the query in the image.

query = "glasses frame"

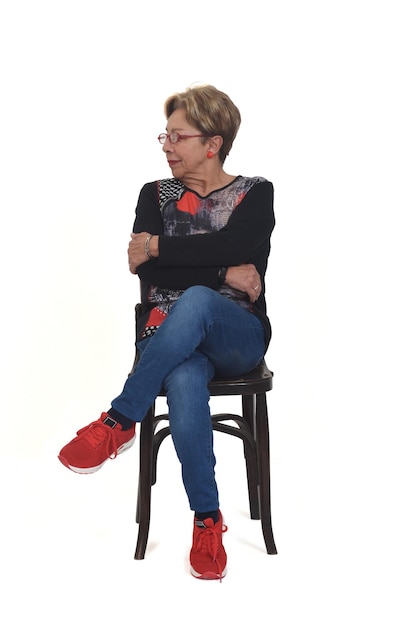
[158,132,209,145]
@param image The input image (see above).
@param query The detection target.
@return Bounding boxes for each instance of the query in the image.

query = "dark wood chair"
[131,301,277,560]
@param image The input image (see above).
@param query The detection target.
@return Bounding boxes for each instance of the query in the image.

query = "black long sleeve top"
[133,175,275,349]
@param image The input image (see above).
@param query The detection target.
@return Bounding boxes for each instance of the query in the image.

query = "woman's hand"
[128,232,159,274]
[224,264,262,302]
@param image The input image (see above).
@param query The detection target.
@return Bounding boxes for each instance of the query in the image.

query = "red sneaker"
[190,511,228,580]
[58,412,136,474]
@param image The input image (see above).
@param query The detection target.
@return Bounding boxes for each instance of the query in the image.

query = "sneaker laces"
[76,420,119,459]
[195,520,228,580]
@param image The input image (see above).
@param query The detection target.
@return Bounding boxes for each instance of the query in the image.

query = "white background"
[1,1,416,624]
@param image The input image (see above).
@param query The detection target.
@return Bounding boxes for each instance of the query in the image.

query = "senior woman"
[58,84,275,580]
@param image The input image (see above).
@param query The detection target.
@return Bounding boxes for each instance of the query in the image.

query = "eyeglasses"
[158,132,209,145]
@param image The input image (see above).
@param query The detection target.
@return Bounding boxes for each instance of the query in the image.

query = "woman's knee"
[177,285,219,310]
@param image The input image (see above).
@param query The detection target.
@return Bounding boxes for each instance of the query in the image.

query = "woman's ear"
[207,135,223,156]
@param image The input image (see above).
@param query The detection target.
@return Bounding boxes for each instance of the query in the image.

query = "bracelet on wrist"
[145,235,154,260]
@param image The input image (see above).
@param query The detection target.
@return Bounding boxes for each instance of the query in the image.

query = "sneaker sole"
[58,434,136,474]
[190,565,226,580]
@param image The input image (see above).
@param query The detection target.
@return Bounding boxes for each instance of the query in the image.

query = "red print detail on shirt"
[176,191,201,216]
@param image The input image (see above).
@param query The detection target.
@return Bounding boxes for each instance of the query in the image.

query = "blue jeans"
[111,286,266,513]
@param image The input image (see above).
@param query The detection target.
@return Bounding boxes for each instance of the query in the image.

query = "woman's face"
[162,108,208,180]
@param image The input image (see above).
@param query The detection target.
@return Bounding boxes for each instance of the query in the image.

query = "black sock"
[107,408,135,431]
[195,510,219,524]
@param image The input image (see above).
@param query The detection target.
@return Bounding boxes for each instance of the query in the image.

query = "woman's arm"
[131,182,220,289]
[157,181,275,267]
[129,180,273,296]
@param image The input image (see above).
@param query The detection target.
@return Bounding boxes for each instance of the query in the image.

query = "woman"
[59,84,275,580]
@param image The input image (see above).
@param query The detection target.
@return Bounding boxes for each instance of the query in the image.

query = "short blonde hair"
[164,84,241,164]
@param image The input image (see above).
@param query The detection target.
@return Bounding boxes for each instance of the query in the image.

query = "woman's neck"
[181,170,236,197]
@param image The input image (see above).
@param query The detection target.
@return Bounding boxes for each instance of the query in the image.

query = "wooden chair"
[131,301,277,560]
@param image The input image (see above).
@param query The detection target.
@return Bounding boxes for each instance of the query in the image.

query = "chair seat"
[208,360,273,395]
[154,360,273,397]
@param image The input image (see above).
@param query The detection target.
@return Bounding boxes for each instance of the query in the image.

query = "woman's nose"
[162,137,173,153]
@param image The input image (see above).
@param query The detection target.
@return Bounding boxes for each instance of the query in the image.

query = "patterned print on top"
[142,176,266,338]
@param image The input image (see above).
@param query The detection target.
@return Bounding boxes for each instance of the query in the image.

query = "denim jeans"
[111,286,266,513]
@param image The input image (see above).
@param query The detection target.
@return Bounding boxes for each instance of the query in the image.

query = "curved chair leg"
[242,395,261,519]
[152,424,171,485]
[212,415,260,520]
[255,393,277,555]
[134,405,154,560]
